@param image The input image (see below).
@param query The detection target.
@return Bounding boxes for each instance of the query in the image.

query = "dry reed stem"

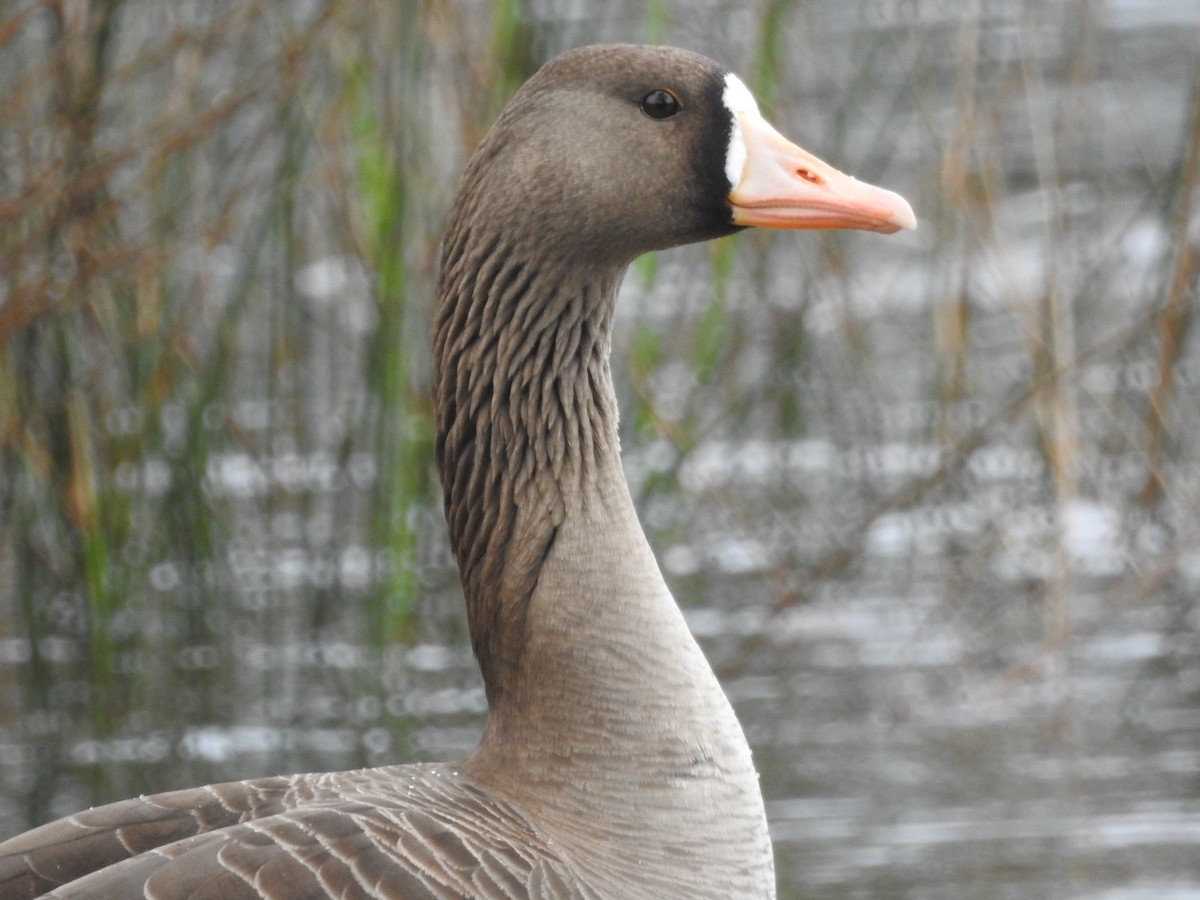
[1139,60,1200,506]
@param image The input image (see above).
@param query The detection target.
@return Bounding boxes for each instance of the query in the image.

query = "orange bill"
[728,112,916,234]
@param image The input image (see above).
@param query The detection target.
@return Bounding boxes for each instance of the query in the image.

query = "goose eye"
[641,89,680,120]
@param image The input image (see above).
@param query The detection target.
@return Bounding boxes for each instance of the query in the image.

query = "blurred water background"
[2,1,1200,897]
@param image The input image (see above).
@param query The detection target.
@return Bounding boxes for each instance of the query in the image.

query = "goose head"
[448,44,915,270]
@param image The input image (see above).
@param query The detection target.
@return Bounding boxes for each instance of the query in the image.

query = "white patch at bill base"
[721,73,760,189]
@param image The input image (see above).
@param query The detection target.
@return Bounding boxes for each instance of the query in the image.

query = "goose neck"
[434,236,624,703]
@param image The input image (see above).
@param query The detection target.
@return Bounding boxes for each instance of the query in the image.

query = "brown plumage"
[0,44,913,899]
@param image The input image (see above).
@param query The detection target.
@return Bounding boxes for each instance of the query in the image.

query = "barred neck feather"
[434,210,623,708]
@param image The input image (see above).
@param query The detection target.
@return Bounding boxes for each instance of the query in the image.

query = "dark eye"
[640,89,680,120]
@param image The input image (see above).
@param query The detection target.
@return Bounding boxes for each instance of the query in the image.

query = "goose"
[0,44,914,900]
